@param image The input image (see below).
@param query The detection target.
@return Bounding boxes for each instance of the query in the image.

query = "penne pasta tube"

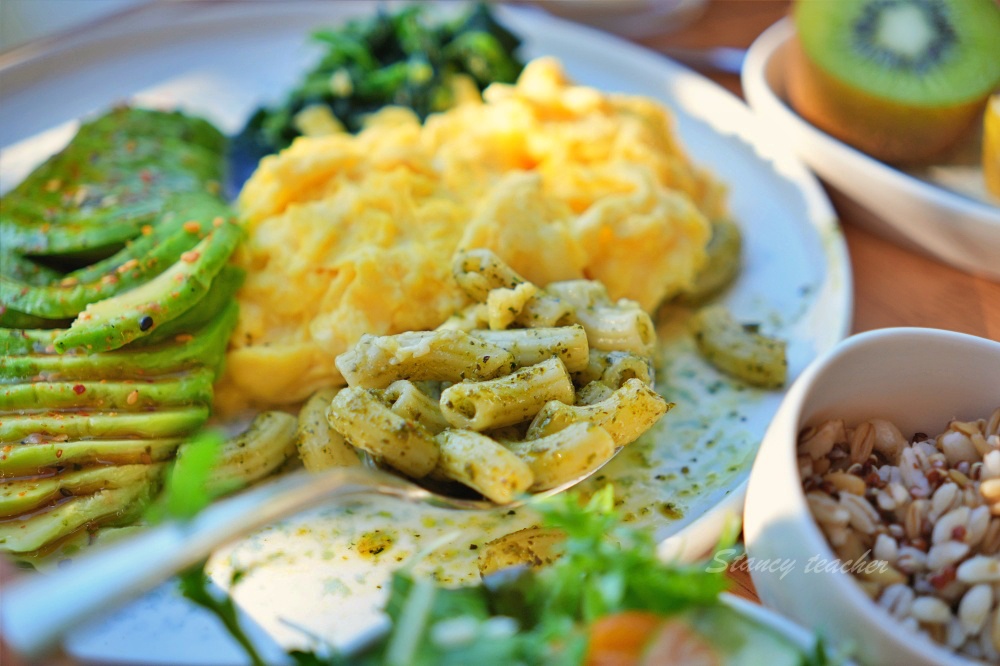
[452,248,527,301]
[434,429,534,504]
[384,380,449,434]
[470,325,590,372]
[514,291,576,329]
[573,303,657,356]
[328,387,440,478]
[506,422,615,492]
[544,279,612,309]
[206,411,299,495]
[525,378,671,445]
[335,330,516,389]
[572,349,653,389]
[440,357,575,431]
[487,282,538,330]
[575,380,614,406]
[296,388,361,472]
[689,305,787,388]
[436,302,489,332]
[477,526,566,576]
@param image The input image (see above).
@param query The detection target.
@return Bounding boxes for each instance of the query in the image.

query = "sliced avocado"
[134,265,244,347]
[0,301,237,383]
[0,194,230,318]
[0,368,214,413]
[0,463,166,518]
[0,437,183,478]
[0,107,226,257]
[0,474,160,553]
[0,328,61,356]
[0,406,209,443]
[82,106,227,155]
[0,307,70,330]
[53,218,242,353]
[64,191,226,284]
[0,249,61,286]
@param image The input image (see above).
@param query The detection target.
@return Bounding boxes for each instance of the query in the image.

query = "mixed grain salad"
[800,407,1000,662]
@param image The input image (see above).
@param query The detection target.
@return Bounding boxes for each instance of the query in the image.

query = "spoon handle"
[0,467,419,658]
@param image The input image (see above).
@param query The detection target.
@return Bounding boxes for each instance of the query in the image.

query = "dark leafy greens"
[230,2,524,184]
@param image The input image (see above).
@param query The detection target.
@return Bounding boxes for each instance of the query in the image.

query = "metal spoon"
[0,460,610,659]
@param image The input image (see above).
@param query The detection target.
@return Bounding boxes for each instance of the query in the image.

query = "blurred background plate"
[743,18,1000,281]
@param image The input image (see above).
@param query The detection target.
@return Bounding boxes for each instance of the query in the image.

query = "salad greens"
[230,2,524,180]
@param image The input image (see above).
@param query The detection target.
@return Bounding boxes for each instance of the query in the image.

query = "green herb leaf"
[144,429,224,524]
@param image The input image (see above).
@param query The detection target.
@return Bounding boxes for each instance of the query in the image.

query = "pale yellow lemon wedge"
[985,94,1000,199]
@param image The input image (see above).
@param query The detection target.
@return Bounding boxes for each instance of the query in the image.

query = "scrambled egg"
[217,58,725,412]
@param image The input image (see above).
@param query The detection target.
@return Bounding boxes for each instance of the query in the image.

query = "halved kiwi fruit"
[788,0,1000,164]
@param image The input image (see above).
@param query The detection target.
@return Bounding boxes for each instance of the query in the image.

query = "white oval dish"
[742,18,1000,281]
[744,327,1000,666]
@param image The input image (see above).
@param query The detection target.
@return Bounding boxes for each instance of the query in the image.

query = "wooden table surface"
[3,1,999,663]
[639,0,1000,602]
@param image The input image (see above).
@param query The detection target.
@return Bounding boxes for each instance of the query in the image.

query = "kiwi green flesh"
[795,0,1000,106]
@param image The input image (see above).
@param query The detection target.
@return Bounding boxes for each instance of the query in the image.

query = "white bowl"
[531,0,707,37]
[742,19,1000,281]
[744,328,1000,666]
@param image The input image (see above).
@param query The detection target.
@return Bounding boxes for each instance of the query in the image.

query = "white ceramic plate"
[0,3,851,663]
[742,18,1000,281]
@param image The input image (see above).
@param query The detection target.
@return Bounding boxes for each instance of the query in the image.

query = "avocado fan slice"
[0,472,161,553]
[0,406,209,444]
[53,217,243,353]
[0,301,237,383]
[0,193,230,319]
[0,463,166,518]
[0,438,184,478]
[0,368,215,413]
[0,328,60,356]
[0,249,61,286]
[63,191,227,284]
[0,265,242,356]
[132,265,245,347]
[0,307,70,330]
[0,107,226,258]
